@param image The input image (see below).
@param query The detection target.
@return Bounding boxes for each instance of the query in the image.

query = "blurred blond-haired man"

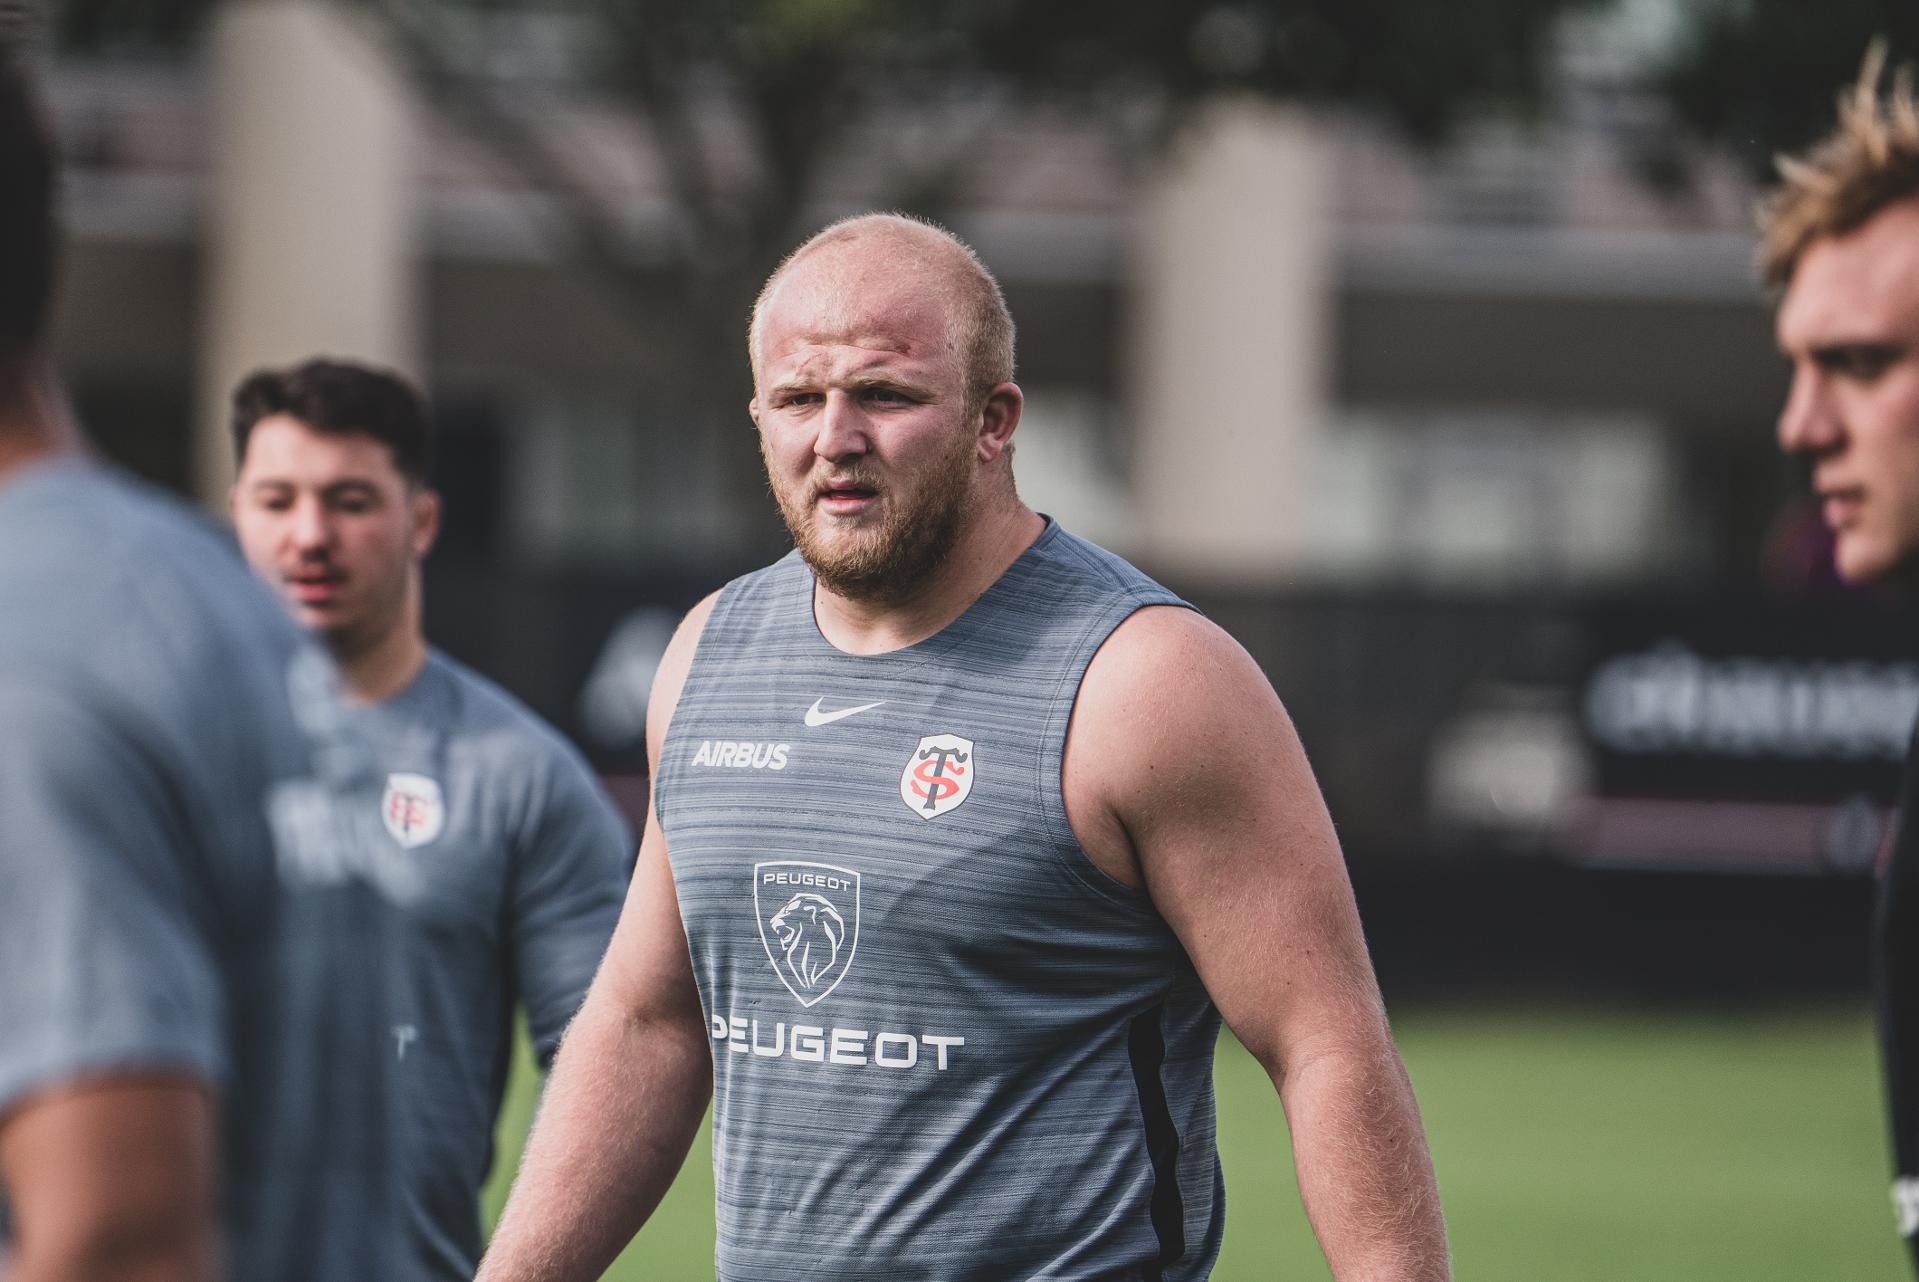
[1765,43,1919,1272]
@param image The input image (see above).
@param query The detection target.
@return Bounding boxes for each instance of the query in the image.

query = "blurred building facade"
[41,0,1901,883]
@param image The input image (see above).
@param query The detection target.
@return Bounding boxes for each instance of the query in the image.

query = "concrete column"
[197,0,418,504]
[1132,101,1334,582]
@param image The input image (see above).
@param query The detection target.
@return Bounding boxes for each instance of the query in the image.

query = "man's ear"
[976,382,1023,464]
[411,488,441,559]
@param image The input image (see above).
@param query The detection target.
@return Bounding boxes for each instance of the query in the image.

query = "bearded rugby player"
[478,213,1449,1281]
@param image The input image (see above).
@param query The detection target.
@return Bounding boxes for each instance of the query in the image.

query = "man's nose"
[289,499,334,552]
[814,390,870,462]
[1778,366,1844,456]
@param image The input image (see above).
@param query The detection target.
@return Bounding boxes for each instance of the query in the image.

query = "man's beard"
[767,435,976,605]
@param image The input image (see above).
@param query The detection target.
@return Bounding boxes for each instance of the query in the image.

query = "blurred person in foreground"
[228,358,632,1280]
[0,51,410,1282]
[477,213,1449,1281]
[1766,43,1919,1273]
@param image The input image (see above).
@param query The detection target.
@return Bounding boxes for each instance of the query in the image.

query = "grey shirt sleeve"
[0,684,225,1119]
[509,743,631,1067]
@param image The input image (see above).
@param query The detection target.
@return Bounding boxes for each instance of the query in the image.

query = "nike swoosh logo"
[804,698,886,727]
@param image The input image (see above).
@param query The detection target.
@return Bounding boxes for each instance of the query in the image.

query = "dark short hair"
[0,53,57,357]
[231,358,433,484]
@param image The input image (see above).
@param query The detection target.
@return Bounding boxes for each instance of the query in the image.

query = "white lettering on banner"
[710,1013,963,1072]
[1585,643,1919,760]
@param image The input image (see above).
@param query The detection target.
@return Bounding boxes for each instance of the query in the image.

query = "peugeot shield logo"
[754,861,861,1007]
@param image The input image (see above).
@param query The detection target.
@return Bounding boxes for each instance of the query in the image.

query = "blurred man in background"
[229,358,632,1280]
[1766,44,1919,1273]
[0,51,410,1282]
[477,213,1448,1281]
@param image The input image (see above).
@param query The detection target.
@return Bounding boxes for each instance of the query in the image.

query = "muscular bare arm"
[476,595,720,1282]
[1065,607,1449,1282]
[0,1075,217,1282]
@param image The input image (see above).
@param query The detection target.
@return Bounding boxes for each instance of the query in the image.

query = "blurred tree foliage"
[40,1,1919,326]
[1654,0,1919,184]
[387,0,1607,348]
[44,0,1617,530]
[47,0,1913,552]
[44,0,1593,337]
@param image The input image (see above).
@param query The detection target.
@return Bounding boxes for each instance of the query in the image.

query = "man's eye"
[1827,347,1898,380]
[863,387,909,404]
[785,392,823,408]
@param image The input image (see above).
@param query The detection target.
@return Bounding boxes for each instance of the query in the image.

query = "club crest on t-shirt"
[753,861,861,1007]
[900,733,975,820]
[381,772,446,850]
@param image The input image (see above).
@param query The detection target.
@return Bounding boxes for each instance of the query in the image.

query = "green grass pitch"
[484,1007,1907,1279]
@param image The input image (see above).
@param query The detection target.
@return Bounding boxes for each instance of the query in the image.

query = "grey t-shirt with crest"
[0,458,410,1280]
[344,649,631,1279]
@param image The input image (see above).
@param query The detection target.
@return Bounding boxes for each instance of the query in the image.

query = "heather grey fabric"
[658,519,1226,1282]
[351,651,629,1278]
[0,458,409,1281]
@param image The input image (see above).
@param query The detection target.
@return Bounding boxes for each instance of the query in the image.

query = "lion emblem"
[769,892,846,992]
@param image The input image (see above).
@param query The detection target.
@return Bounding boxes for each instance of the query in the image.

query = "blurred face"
[751,247,982,603]
[231,414,437,657]
[1776,196,1919,585]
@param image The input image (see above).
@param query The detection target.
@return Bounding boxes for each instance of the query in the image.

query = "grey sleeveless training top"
[658,519,1226,1281]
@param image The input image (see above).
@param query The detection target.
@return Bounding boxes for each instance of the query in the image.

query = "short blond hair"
[1759,42,1919,288]
[748,212,1015,405]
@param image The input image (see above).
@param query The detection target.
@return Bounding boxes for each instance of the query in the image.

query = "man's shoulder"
[0,464,306,889]
[428,653,627,825]
[1068,604,1288,856]
[1019,521,1186,614]
[663,553,808,671]
[0,460,300,722]
[2,459,242,573]
[428,651,582,766]
[709,550,808,614]
[1092,603,1236,675]
[1076,606,1275,772]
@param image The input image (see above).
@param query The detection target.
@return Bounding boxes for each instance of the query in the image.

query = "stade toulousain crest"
[754,861,861,1007]
[382,773,445,850]
[900,733,975,820]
